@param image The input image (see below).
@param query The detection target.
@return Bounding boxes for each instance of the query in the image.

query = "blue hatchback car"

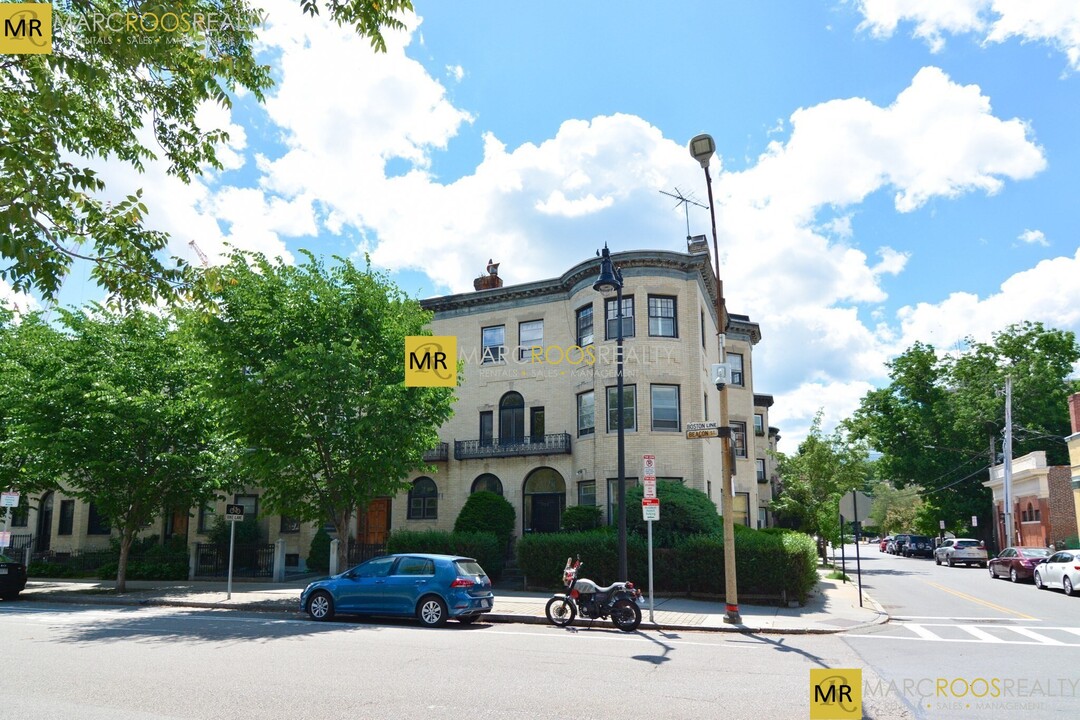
[300,553,494,627]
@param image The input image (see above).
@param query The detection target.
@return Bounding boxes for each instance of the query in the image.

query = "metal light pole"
[594,245,628,581]
[690,133,741,624]
[1003,375,1014,548]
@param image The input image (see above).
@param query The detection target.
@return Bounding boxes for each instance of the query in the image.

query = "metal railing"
[194,543,274,578]
[454,432,571,460]
[346,539,387,566]
[422,442,449,462]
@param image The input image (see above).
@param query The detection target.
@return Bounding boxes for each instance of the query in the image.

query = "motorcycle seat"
[594,582,624,593]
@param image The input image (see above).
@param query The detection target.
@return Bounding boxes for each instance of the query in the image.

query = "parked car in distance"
[1034,551,1080,596]
[988,547,1051,583]
[903,535,934,558]
[891,534,913,555]
[300,553,494,627]
[880,536,893,552]
[934,538,988,568]
[0,552,28,600]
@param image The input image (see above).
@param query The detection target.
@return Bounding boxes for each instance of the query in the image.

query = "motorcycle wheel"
[611,599,641,632]
[545,597,576,627]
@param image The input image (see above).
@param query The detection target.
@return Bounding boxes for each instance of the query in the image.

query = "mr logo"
[0,4,52,55]
[404,336,457,387]
[809,668,861,720]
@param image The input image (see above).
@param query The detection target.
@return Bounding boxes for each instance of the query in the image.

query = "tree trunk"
[335,509,353,571]
[117,530,133,593]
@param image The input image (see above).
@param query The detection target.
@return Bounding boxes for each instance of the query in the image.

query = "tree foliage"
[196,250,456,569]
[771,412,871,557]
[866,478,922,536]
[846,322,1079,540]
[1,0,412,305]
[2,306,225,591]
[625,480,722,547]
[453,491,515,545]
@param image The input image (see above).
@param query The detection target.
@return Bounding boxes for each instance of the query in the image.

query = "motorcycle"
[544,556,643,632]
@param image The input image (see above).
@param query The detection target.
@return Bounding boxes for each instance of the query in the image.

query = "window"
[87,504,110,535]
[531,407,545,441]
[356,556,396,578]
[605,296,635,339]
[754,413,765,436]
[578,481,596,506]
[280,516,301,533]
[577,391,595,436]
[648,295,677,337]
[10,495,28,527]
[732,421,747,457]
[733,492,750,527]
[519,320,543,361]
[499,392,525,444]
[481,325,505,364]
[700,309,706,348]
[607,478,639,525]
[479,411,493,446]
[606,385,636,432]
[198,504,216,533]
[471,473,503,495]
[395,557,436,576]
[58,499,74,536]
[704,393,708,421]
[729,353,744,386]
[756,458,766,482]
[650,385,680,431]
[576,305,594,347]
[234,494,259,519]
[758,508,768,529]
[408,477,438,520]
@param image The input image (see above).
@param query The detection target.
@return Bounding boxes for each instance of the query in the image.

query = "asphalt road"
[0,601,913,720]
[836,542,1080,719]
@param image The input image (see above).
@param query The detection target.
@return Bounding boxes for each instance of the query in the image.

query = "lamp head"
[689,133,716,169]
[593,244,622,292]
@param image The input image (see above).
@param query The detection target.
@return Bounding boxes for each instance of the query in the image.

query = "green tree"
[7,306,225,591]
[625,480,721,547]
[866,478,922,536]
[454,491,516,546]
[771,412,871,559]
[1,0,413,306]
[197,250,456,570]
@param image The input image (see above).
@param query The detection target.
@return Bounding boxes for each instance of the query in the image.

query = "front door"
[360,498,391,545]
[531,495,562,533]
[36,492,53,552]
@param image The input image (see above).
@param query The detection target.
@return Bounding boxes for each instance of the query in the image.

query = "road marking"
[905,624,943,641]
[891,616,1042,622]
[1004,626,1066,645]
[846,634,1080,647]
[956,626,1004,642]
[921,580,1037,619]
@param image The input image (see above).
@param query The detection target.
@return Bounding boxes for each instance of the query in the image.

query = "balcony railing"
[423,442,449,462]
[455,433,572,460]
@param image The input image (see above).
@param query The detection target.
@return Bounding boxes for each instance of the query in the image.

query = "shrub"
[207,516,262,546]
[624,480,721,547]
[387,530,505,578]
[562,505,602,532]
[307,528,332,573]
[453,491,516,545]
[516,531,649,588]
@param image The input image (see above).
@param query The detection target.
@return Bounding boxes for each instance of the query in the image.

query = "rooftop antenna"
[659,186,708,239]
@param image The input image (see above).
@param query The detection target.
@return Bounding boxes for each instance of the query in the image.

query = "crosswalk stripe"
[957,626,1005,642]
[905,624,943,641]
[1004,626,1066,645]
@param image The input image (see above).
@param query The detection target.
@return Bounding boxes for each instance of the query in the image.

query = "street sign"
[838,491,872,520]
[0,531,10,548]
[642,454,656,478]
[225,504,245,522]
[643,478,656,499]
[1,492,19,508]
[686,421,719,439]
[642,497,659,521]
[971,515,978,527]
[939,520,946,530]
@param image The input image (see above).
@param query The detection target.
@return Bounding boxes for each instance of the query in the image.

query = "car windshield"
[0,553,13,562]
[1020,548,1050,558]
[454,560,486,576]
[955,540,982,548]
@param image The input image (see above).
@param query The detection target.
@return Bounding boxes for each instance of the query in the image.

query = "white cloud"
[854,0,1080,70]
[1018,228,1049,246]
[0,280,39,317]
[446,64,465,82]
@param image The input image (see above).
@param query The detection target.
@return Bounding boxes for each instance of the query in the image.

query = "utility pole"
[689,133,741,625]
[1003,375,1014,548]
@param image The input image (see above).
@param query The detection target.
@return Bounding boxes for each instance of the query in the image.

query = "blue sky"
[5,0,1080,448]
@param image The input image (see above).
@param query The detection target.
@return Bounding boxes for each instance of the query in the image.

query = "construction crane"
[188,240,209,267]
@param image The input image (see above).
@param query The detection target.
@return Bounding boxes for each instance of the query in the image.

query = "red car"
[988,546,1051,583]
[879,536,892,552]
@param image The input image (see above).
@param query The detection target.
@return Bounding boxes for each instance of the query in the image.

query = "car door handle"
[375,580,385,584]
[415,580,427,585]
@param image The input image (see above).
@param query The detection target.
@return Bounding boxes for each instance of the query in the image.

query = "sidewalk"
[12,569,888,634]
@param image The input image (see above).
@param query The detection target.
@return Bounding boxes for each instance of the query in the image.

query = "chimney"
[473,259,503,291]
[1069,392,1080,434]
[687,234,709,255]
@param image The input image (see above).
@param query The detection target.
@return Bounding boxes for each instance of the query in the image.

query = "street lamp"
[689,132,742,625]
[594,244,628,581]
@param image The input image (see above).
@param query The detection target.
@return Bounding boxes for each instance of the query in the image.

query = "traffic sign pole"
[227,518,236,600]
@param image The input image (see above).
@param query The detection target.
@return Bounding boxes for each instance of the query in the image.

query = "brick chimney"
[1069,392,1080,434]
[473,259,503,291]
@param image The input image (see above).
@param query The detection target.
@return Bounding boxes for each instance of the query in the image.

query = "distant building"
[984,450,1077,548]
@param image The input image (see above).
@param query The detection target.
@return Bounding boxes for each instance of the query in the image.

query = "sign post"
[224,504,245,599]
[642,455,657,622]
[1,491,19,547]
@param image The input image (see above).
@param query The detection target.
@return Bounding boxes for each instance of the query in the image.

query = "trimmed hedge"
[516,525,819,604]
[561,505,603,532]
[453,491,515,545]
[386,530,505,579]
[625,480,721,547]
[307,528,332,572]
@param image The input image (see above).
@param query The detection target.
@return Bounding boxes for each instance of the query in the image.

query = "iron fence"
[194,543,275,578]
[346,539,387,566]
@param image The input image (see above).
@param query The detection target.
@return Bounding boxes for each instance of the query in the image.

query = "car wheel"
[947,556,954,567]
[306,591,335,621]
[1010,568,1018,583]
[457,615,480,625]
[417,595,448,627]
[1035,571,1045,590]
[936,556,941,566]
[1065,577,1075,597]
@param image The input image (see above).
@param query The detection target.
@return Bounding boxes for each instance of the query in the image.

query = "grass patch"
[826,570,851,582]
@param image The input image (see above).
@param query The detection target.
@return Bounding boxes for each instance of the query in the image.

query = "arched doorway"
[499,392,524,445]
[36,492,53,552]
[523,467,565,534]
[471,473,503,495]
